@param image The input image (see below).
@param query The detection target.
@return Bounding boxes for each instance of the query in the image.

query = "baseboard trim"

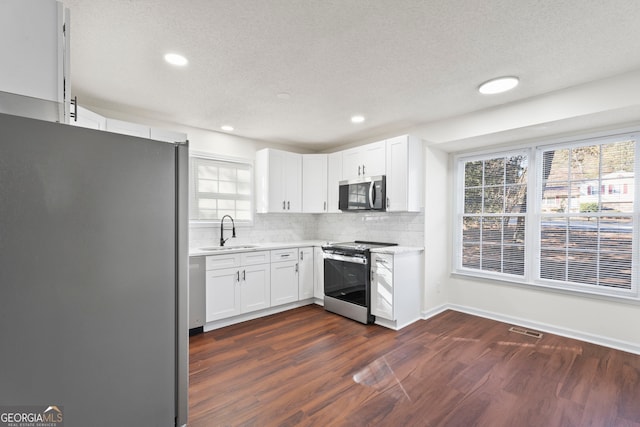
[421,304,640,356]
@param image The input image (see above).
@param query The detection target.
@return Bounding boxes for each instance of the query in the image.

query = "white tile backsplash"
[190,212,424,250]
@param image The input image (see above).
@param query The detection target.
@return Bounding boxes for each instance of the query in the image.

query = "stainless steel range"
[322,241,397,324]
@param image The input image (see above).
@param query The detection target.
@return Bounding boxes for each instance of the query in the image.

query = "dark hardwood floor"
[188,305,640,427]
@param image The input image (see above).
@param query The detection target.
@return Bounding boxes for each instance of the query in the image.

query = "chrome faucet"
[219,215,236,246]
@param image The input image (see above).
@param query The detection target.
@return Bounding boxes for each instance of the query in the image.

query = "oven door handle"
[323,252,368,265]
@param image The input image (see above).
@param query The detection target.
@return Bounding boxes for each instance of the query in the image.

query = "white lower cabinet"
[205,251,271,322]
[313,247,324,300]
[371,250,422,329]
[298,247,314,300]
[270,248,299,306]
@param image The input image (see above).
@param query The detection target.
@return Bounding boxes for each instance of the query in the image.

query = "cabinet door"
[302,154,328,213]
[370,254,394,320]
[205,267,241,322]
[313,247,325,300]
[327,152,342,213]
[241,263,271,313]
[106,118,151,138]
[284,152,302,212]
[1,0,63,103]
[342,147,362,181]
[266,150,286,211]
[362,140,386,177]
[298,247,314,299]
[72,106,106,130]
[385,135,408,212]
[270,260,299,306]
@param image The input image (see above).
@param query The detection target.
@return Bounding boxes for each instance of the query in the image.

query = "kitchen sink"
[199,245,259,251]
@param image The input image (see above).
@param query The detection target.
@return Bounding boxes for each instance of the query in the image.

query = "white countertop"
[370,246,424,254]
[190,241,423,256]
[189,240,328,256]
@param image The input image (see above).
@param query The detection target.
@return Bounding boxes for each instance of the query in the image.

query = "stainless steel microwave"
[338,176,386,211]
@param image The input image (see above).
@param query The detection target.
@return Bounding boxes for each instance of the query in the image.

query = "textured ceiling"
[63,0,640,150]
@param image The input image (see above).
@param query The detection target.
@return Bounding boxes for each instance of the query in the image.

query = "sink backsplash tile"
[189,212,424,251]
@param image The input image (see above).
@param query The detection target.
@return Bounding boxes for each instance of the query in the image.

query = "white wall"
[88,70,640,353]
[426,137,640,354]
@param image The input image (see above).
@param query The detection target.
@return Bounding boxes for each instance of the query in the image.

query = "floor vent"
[509,326,543,339]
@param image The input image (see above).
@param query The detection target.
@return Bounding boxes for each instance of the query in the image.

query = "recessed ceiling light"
[221,125,234,132]
[478,76,519,94]
[351,115,365,123]
[164,53,188,66]
[276,92,291,100]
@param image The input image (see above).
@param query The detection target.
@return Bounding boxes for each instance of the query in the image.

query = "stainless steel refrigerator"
[0,112,189,426]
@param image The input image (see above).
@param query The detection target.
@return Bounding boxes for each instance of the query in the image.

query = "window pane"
[505,156,527,184]
[218,167,236,181]
[198,165,217,180]
[484,158,504,186]
[541,218,567,249]
[238,182,251,196]
[462,243,480,269]
[190,156,253,223]
[505,185,526,213]
[459,153,528,278]
[504,216,525,243]
[540,249,567,281]
[599,253,632,288]
[219,181,237,194]
[567,217,598,251]
[503,245,525,275]
[464,188,482,213]
[482,217,502,243]
[198,180,218,193]
[567,251,598,285]
[483,186,504,213]
[462,217,481,242]
[237,169,251,183]
[481,244,502,272]
[464,161,483,187]
[539,138,635,292]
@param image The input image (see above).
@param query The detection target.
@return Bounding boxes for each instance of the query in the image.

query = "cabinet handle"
[362,164,366,175]
[236,271,240,282]
[281,253,290,258]
[376,258,387,264]
[242,270,246,281]
[287,201,290,210]
[282,200,286,210]
[324,201,327,211]
[358,165,361,176]
[386,197,390,208]
[300,251,304,261]
[295,263,299,273]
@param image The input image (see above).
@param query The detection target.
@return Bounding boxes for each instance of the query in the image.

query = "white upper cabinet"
[150,127,188,143]
[71,106,107,130]
[385,135,424,212]
[302,154,328,213]
[105,118,151,138]
[342,140,386,181]
[0,0,70,123]
[255,149,302,213]
[327,152,343,213]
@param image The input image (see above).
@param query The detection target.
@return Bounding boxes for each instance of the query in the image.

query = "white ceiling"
[64,0,640,151]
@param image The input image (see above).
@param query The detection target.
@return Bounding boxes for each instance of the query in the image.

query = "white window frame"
[453,130,640,301]
[189,152,254,226]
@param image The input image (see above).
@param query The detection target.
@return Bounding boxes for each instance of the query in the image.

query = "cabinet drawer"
[206,253,242,270]
[241,250,271,266]
[373,253,393,269]
[270,248,298,263]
